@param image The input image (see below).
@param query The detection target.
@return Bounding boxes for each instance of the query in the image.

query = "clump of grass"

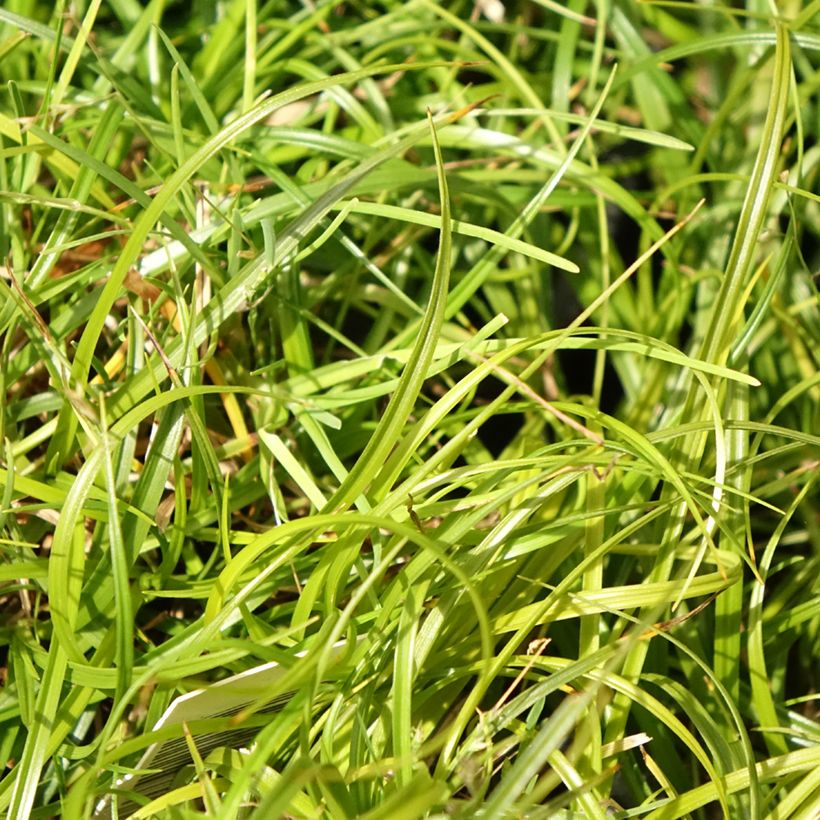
[0,2,818,818]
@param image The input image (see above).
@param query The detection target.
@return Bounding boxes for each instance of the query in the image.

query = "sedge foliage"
[0,1,818,818]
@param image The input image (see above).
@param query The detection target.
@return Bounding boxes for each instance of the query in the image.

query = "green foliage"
[0,1,817,818]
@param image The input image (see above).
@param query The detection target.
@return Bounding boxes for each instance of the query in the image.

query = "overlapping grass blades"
[0,2,817,819]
